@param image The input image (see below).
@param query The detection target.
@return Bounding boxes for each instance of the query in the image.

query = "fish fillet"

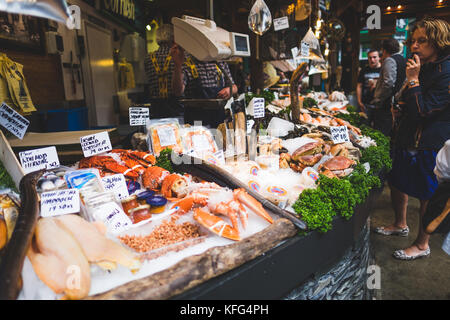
[27,218,91,300]
[55,215,141,272]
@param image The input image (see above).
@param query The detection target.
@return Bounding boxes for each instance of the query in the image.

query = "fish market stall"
[0,77,390,299]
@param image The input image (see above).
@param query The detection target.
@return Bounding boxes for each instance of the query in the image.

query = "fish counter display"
[0,86,391,300]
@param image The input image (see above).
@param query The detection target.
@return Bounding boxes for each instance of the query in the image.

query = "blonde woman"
[374,18,450,260]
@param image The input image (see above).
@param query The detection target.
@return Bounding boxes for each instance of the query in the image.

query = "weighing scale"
[171,16,251,128]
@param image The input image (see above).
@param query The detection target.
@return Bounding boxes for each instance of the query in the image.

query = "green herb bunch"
[318,174,359,221]
[155,148,174,173]
[292,186,335,233]
[293,165,382,233]
[0,160,17,191]
[343,164,381,204]
[245,90,276,106]
[302,97,318,109]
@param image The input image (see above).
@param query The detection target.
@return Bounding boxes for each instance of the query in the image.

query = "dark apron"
[149,96,184,119]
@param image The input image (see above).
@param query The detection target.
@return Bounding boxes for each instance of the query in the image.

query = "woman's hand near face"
[406,54,421,82]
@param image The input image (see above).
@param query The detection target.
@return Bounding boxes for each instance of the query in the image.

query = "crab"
[318,156,357,179]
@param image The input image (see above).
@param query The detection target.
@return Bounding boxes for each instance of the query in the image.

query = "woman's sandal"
[393,246,431,261]
[373,226,409,237]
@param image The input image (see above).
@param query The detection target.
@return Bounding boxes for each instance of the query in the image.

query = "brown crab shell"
[292,141,324,161]
[297,153,323,166]
[320,156,356,171]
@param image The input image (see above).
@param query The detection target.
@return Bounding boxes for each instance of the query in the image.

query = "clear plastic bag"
[147,118,183,156]
[0,0,70,24]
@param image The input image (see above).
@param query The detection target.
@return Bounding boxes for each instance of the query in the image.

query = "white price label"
[0,102,30,139]
[251,98,265,119]
[246,119,255,135]
[192,134,212,152]
[330,126,350,144]
[80,131,112,157]
[157,126,177,147]
[94,202,132,234]
[19,146,60,174]
[291,47,299,59]
[101,174,129,201]
[273,16,289,31]
[300,41,310,57]
[40,189,80,218]
[129,107,150,126]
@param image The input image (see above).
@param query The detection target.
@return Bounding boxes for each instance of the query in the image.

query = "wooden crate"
[0,130,25,190]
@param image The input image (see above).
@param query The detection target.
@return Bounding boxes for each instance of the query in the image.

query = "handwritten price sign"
[80,131,112,157]
[330,126,350,144]
[129,107,150,126]
[40,189,80,218]
[0,102,30,139]
[19,146,60,174]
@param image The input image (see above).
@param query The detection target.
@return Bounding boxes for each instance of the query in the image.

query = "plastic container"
[129,205,152,224]
[147,196,168,213]
[121,195,139,216]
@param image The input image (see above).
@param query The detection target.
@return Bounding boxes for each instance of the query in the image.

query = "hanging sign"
[80,131,112,157]
[273,16,289,31]
[19,146,60,174]
[0,102,29,140]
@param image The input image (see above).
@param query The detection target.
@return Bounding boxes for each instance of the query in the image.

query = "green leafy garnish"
[155,148,174,173]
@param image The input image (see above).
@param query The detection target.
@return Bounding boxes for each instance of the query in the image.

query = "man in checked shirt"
[144,24,184,118]
[171,44,238,100]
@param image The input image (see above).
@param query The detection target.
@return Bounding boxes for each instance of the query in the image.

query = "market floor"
[369,183,450,300]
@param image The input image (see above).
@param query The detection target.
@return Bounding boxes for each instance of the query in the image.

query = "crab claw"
[172,192,209,214]
[208,201,240,231]
[233,189,273,224]
[193,208,241,241]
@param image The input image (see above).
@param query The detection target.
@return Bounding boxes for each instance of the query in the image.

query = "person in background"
[144,24,184,118]
[374,18,450,260]
[170,45,238,100]
[371,38,406,137]
[357,49,382,126]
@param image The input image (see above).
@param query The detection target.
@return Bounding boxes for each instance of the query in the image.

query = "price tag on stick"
[129,107,150,126]
[80,131,112,157]
[19,146,60,174]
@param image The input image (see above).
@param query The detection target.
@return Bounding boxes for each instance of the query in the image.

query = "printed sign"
[246,119,255,135]
[157,126,177,147]
[0,102,30,139]
[129,107,150,126]
[273,16,289,31]
[251,98,265,119]
[40,189,80,218]
[93,202,132,234]
[330,126,350,144]
[101,174,130,201]
[80,131,112,157]
[19,146,60,174]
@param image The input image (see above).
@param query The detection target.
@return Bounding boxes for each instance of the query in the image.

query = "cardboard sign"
[101,174,129,201]
[80,131,112,157]
[0,102,30,139]
[93,202,133,234]
[330,126,350,144]
[273,16,289,31]
[129,107,150,126]
[40,189,80,218]
[250,98,265,119]
[19,146,60,174]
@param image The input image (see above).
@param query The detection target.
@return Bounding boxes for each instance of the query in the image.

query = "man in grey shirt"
[371,39,406,137]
